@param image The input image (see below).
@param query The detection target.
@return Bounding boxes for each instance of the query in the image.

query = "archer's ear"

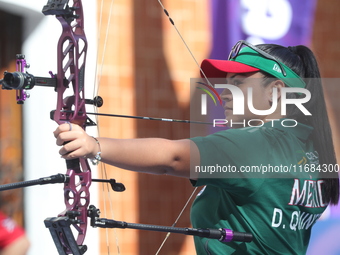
[268,80,285,103]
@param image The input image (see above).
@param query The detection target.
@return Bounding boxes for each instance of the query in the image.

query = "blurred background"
[0,0,339,254]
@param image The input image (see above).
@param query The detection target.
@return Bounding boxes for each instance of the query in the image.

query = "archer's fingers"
[53,123,72,138]
[56,131,76,146]
[59,138,93,159]
[59,140,79,157]
[53,123,83,138]
[59,147,84,160]
[54,125,86,146]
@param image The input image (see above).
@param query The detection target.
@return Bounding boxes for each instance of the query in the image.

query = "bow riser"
[60,163,91,244]
[53,3,88,127]
[0,1,99,254]
[44,0,91,253]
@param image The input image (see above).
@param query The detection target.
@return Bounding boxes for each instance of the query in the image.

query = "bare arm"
[54,124,200,179]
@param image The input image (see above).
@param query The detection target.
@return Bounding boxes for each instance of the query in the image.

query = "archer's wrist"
[90,137,102,165]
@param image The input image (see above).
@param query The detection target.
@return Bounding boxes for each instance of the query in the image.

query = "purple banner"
[207,0,319,130]
[209,0,317,60]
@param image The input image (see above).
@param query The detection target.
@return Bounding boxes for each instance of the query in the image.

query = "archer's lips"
[224,106,233,111]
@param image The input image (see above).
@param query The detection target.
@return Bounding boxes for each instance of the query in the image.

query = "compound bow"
[1,0,122,254]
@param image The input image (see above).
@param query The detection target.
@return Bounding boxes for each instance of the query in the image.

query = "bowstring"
[154,1,210,253]
[94,0,120,254]
[155,187,198,255]
[157,0,213,88]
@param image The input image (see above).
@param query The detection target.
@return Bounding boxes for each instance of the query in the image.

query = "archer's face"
[221,72,275,128]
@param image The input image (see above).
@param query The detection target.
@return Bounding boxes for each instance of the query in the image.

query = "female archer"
[54,40,338,254]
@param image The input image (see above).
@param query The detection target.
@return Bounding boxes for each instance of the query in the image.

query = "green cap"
[231,47,306,88]
[201,46,306,88]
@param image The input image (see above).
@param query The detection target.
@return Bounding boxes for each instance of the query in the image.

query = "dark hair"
[258,44,339,205]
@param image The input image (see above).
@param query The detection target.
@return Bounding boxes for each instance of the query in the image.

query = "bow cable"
[154,1,215,253]
[93,0,120,254]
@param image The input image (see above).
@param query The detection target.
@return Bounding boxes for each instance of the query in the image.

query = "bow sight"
[0,54,56,104]
[0,54,103,109]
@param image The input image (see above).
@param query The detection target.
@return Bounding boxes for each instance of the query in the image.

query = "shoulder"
[192,125,282,145]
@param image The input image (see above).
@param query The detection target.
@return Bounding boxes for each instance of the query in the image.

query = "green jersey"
[190,120,327,255]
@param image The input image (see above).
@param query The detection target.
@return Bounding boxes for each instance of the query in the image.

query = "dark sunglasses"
[228,40,287,77]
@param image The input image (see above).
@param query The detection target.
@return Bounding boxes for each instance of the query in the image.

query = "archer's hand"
[53,123,98,160]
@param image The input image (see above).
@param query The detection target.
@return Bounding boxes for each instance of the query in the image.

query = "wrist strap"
[91,137,102,165]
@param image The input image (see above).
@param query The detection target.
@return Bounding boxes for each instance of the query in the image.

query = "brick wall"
[312,0,340,161]
[97,0,209,254]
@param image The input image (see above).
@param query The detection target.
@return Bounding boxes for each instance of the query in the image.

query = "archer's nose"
[220,89,232,102]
